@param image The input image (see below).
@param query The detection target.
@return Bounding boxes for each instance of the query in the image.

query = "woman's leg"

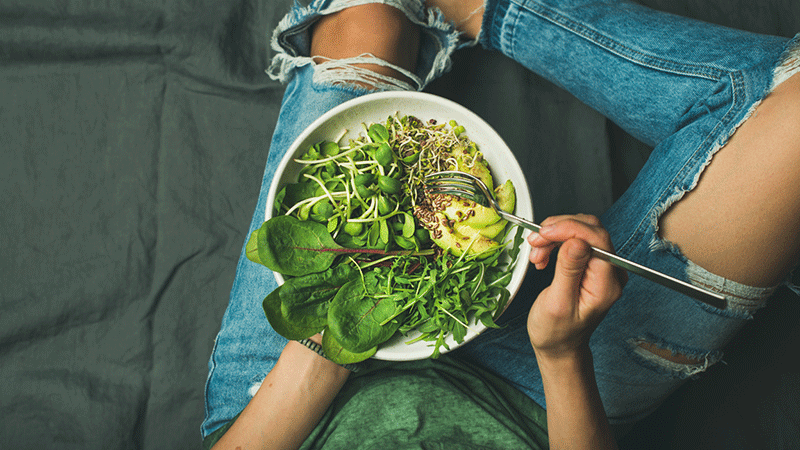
[201,1,461,438]
[470,0,800,288]
[659,72,800,288]
[452,0,800,423]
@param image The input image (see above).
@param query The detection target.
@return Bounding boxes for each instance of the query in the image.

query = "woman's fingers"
[541,213,603,227]
[528,240,558,269]
[527,215,613,270]
[540,215,612,250]
[547,238,594,304]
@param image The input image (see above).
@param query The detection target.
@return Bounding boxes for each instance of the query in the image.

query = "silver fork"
[425,170,726,310]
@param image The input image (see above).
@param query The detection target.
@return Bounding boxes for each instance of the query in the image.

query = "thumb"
[550,239,592,297]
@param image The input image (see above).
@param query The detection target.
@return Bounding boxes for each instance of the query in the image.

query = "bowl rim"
[264,91,533,360]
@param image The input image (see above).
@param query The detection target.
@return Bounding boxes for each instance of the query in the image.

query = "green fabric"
[202,356,548,450]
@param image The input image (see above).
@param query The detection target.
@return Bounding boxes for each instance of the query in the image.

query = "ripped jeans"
[202,0,800,437]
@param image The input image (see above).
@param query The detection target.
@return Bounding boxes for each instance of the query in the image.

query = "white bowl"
[266,91,533,361]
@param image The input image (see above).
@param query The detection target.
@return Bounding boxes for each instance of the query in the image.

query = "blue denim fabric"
[203,0,800,436]
[201,0,464,438]
[457,0,799,423]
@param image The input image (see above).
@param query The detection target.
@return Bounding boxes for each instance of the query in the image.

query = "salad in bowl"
[248,92,533,363]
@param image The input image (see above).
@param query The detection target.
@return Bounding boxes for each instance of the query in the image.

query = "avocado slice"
[419,142,516,257]
[451,180,515,239]
[442,199,501,228]
[441,178,515,229]
[454,220,507,239]
[453,142,494,191]
[495,179,516,213]
[428,212,501,257]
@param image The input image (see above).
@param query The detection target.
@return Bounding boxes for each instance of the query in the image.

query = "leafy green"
[327,270,407,353]
[248,114,521,362]
[248,215,342,277]
[262,265,360,340]
[278,182,318,215]
[322,322,378,365]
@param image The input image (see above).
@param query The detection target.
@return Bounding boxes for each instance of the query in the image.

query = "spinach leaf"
[322,331,377,365]
[327,271,405,353]
[248,215,342,277]
[275,182,318,214]
[262,265,359,340]
[263,289,307,340]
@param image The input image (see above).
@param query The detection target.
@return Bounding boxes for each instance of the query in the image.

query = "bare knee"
[309,4,421,89]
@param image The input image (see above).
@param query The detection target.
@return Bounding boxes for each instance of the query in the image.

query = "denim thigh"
[201,0,463,437]
[456,0,800,423]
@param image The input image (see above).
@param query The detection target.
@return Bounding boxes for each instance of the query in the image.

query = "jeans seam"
[201,334,221,438]
[617,69,746,259]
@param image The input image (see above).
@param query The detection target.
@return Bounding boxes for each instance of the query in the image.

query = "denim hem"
[265,0,463,91]
[772,32,800,90]
[478,0,508,53]
[685,261,777,318]
[672,32,800,304]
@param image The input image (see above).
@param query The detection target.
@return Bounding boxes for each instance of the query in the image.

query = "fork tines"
[424,171,490,206]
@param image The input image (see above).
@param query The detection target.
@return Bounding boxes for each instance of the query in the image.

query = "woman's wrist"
[533,344,593,375]
[282,340,353,381]
[269,340,351,410]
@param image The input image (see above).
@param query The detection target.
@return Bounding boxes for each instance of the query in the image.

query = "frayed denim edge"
[265,0,464,91]
[627,335,723,380]
[648,33,800,307]
[771,32,800,91]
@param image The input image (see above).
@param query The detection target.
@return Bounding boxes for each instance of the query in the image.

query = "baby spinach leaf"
[250,215,342,277]
[322,331,377,365]
[280,182,318,212]
[262,265,359,340]
[263,289,317,341]
[327,271,405,353]
[245,226,267,266]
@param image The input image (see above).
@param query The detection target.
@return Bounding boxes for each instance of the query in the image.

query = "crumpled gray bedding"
[1,0,797,449]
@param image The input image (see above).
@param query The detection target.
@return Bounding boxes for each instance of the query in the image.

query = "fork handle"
[500,212,727,310]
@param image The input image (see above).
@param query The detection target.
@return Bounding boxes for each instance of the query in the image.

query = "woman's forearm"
[211,340,351,450]
[536,348,617,450]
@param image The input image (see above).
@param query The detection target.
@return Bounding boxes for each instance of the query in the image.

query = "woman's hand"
[526,214,627,361]
[526,214,625,450]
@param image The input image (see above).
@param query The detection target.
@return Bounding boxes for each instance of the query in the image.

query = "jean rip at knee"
[266,0,465,92]
[310,54,422,91]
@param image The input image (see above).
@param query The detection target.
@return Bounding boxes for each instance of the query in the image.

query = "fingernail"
[528,232,540,243]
